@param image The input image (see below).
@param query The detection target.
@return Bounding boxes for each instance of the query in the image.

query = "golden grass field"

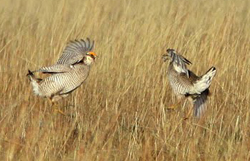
[0,0,250,160]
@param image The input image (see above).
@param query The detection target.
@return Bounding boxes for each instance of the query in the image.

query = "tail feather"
[27,70,34,79]
[193,67,216,94]
[27,70,42,96]
[27,70,42,82]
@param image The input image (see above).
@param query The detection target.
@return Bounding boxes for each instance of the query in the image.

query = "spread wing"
[166,49,192,77]
[193,90,209,118]
[57,38,94,65]
[33,64,73,74]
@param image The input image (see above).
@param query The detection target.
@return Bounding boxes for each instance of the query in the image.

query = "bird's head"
[162,49,175,62]
[84,52,97,65]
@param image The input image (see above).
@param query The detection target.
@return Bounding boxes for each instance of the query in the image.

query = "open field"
[1,0,250,160]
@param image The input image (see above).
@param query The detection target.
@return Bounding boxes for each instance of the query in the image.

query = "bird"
[162,49,216,118]
[27,38,97,104]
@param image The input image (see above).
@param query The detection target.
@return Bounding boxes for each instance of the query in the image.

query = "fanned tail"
[194,67,216,94]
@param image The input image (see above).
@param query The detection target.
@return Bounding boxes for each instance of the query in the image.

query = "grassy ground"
[0,0,250,160]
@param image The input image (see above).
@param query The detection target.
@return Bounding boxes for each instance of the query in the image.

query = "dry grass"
[0,0,250,160]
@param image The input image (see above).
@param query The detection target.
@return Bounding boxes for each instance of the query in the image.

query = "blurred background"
[0,0,250,160]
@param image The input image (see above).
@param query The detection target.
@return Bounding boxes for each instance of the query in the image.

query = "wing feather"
[57,38,94,65]
[33,64,72,74]
[193,90,209,117]
[167,49,192,77]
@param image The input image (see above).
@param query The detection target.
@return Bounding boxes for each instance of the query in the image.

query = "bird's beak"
[162,54,168,62]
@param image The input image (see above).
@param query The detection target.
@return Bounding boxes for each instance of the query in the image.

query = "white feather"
[193,67,216,94]
[29,76,42,96]
[84,55,95,66]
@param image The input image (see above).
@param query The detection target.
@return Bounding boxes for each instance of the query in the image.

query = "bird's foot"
[183,108,192,120]
[53,108,66,116]
[167,104,179,110]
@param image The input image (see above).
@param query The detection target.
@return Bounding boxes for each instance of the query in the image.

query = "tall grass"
[0,0,250,160]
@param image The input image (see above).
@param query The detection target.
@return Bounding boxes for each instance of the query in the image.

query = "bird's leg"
[184,106,192,120]
[167,96,185,110]
[167,101,181,110]
[184,97,193,120]
[49,96,66,116]
[54,105,66,116]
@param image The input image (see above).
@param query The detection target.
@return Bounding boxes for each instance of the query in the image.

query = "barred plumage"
[57,38,94,65]
[27,38,97,102]
[162,49,216,118]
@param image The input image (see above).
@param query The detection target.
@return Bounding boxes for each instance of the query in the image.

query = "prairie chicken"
[162,49,216,118]
[27,38,97,103]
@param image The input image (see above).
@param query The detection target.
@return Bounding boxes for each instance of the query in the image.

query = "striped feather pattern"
[167,65,192,95]
[57,38,94,65]
[166,49,191,77]
[28,38,96,102]
[37,64,90,97]
[34,64,73,73]
[164,49,216,118]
